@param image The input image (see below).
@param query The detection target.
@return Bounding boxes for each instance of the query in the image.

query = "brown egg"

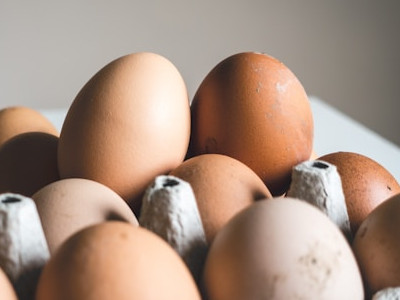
[0,132,60,196]
[188,52,314,196]
[352,193,400,297]
[170,153,272,243]
[0,106,59,147]
[203,198,364,300]
[36,221,201,300]
[318,151,400,233]
[32,178,139,255]
[0,267,17,300]
[58,52,190,214]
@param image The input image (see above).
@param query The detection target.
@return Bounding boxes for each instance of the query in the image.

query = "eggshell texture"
[170,153,272,243]
[58,52,190,214]
[0,267,17,300]
[318,151,400,233]
[32,178,138,255]
[36,221,201,300]
[0,106,59,147]
[203,198,364,300]
[188,52,314,196]
[0,132,60,196]
[352,193,400,297]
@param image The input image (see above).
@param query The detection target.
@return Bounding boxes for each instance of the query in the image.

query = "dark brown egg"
[188,52,313,196]
[170,153,272,243]
[0,132,59,196]
[352,193,400,297]
[0,106,59,148]
[319,151,400,233]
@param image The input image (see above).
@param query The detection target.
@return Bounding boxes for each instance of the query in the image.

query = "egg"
[188,52,314,196]
[203,198,364,300]
[318,151,400,233]
[310,149,318,160]
[0,106,59,147]
[170,153,272,243]
[32,178,138,255]
[35,221,201,300]
[58,52,190,214]
[0,267,17,300]
[352,193,400,297]
[0,132,60,196]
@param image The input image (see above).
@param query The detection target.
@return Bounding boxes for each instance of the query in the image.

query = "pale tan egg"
[35,221,201,300]
[58,52,190,215]
[32,178,138,255]
[203,198,364,300]
[0,106,59,147]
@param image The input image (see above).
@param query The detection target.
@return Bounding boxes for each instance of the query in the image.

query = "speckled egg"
[203,198,364,300]
[188,52,314,196]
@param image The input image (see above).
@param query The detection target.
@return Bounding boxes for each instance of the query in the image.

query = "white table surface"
[40,95,400,183]
[309,96,400,183]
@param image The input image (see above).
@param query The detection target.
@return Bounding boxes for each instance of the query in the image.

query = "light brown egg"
[309,149,318,160]
[203,198,364,300]
[170,153,272,243]
[0,106,59,147]
[32,178,138,255]
[352,193,400,297]
[318,151,400,233]
[188,52,314,196]
[58,52,190,215]
[0,267,17,300]
[0,132,60,196]
[36,221,201,300]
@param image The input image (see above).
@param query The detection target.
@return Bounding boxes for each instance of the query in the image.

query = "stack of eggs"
[0,51,399,300]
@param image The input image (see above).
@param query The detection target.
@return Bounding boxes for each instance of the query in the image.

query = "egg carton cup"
[0,193,50,300]
[139,175,208,283]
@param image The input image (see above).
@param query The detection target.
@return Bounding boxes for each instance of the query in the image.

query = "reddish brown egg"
[0,132,59,196]
[0,106,59,147]
[352,193,400,297]
[170,153,272,243]
[36,221,201,300]
[188,52,313,196]
[319,151,400,233]
[0,267,17,300]
[58,52,190,215]
[32,178,139,255]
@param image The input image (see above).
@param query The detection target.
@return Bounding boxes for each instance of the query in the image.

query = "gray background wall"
[1,1,399,146]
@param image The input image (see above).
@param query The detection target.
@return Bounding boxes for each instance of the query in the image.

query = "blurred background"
[1,0,399,146]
